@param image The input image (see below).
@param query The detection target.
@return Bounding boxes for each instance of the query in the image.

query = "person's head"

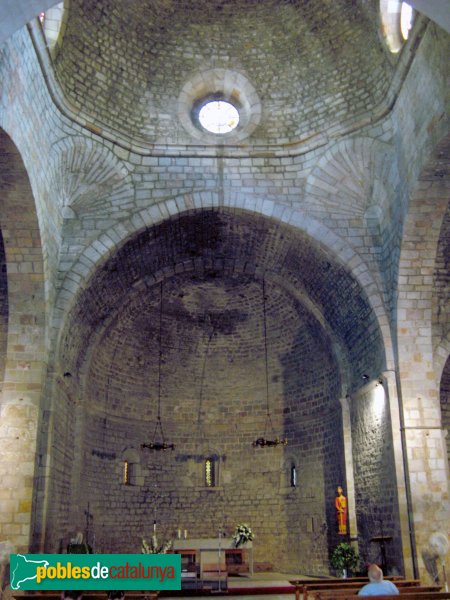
[337,486,343,495]
[107,591,125,600]
[61,591,83,600]
[367,564,383,583]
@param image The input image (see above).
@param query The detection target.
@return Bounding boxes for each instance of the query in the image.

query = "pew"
[12,593,159,600]
[311,592,450,600]
[289,578,356,600]
[295,579,419,600]
[314,586,442,599]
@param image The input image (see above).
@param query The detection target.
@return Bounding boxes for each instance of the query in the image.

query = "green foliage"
[330,542,359,574]
[66,543,92,554]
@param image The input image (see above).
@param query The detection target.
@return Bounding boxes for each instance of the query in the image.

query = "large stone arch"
[0,129,46,551]
[51,196,393,367]
[396,133,450,579]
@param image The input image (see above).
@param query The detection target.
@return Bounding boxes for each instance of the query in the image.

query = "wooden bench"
[13,593,159,600]
[289,578,346,600]
[311,592,450,600]
[314,586,442,600]
[296,579,419,600]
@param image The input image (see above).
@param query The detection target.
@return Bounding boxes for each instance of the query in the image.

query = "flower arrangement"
[330,542,359,577]
[141,535,173,554]
[233,524,254,548]
[67,531,92,554]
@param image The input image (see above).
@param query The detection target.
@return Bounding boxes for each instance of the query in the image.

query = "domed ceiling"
[54,0,394,146]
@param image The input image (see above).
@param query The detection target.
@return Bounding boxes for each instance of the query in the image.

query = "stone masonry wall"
[441,357,450,468]
[350,383,404,575]
[396,129,450,579]
[433,207,450,357]
[53,277,345,574]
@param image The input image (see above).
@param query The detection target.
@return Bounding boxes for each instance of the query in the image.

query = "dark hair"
[62,592,82,600]
[107,592,125,600]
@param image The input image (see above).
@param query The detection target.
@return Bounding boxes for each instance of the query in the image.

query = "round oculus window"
[198,100,240,134]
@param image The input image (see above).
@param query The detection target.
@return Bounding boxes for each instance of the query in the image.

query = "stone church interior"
[0,0,449,589]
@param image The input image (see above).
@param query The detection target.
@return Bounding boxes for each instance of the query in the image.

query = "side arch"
[396,133,450,578]
[0,129,46,551]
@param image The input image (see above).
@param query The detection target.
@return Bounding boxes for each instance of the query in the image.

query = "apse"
[45,208,387,573]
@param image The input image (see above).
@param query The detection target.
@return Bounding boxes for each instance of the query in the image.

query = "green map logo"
[10,554,181,590]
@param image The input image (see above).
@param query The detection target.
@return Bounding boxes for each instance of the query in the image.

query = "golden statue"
[335,486,347,535]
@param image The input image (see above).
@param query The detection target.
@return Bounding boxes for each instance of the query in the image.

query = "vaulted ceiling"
[53,0,394,145]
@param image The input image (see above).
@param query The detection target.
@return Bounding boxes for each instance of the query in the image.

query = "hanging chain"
[156,280,164,441]
[262,278,270,420]
[143,280,175,450]
[252,277,287,447]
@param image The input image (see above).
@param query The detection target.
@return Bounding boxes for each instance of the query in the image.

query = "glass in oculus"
[199,101,239,134]
[400,2,413,40]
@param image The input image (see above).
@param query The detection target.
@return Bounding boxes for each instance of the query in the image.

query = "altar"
[173,537,254,578]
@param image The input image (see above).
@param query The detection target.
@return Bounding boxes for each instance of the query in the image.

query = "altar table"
[173,537,253,576]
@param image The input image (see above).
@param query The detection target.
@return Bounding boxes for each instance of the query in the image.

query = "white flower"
[233,524,254,547]
[142,535,173,554]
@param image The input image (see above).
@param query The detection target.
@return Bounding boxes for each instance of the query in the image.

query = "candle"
[177,529,181,539]
[153,520,156,533]
[184,529,187,539]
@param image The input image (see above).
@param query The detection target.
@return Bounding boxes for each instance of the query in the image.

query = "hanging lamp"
[141,281,175,451]
[252,278,288,448]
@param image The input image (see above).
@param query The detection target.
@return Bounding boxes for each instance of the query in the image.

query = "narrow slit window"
[290,463,297,488]
[123,460,130,485]
[205,458,216,487]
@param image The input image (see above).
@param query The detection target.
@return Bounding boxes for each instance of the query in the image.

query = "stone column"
[381,370,415,578]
